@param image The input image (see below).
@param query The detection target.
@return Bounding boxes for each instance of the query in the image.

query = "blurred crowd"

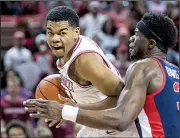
[1,1,179,138]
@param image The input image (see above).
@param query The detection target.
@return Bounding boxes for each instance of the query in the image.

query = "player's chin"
[52,50,64,58]
[129,52,137,60]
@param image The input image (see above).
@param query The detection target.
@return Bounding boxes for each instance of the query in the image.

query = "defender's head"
[46,6,80,58]
[129,12,178,60]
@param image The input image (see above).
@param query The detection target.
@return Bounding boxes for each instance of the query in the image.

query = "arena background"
[1,1,179,138]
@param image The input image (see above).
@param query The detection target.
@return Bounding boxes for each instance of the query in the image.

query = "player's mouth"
[52,46,64,50]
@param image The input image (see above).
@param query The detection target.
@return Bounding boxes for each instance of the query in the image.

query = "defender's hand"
[24,99,63,120]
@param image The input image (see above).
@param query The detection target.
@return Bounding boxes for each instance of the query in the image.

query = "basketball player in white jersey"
[24,6,138,137]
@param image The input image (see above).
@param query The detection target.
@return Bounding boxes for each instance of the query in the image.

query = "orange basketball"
[35,74,70,103]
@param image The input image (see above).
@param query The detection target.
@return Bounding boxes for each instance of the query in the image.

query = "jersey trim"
[67,50,111,88]
[73,37,82,53]
[143,57,166,137]
[149,57,166,96]
[135,118,143,138]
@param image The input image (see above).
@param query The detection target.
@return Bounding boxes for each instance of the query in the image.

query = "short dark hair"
[46,6,79,27]
[6,120,28,137]
[142,12,178,51]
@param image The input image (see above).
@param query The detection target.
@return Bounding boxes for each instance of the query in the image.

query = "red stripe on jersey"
[144,57,166,137]
[144,97,165,137]
[73,37,82,53]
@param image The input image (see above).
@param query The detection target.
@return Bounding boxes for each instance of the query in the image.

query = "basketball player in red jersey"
[24,12,179,137]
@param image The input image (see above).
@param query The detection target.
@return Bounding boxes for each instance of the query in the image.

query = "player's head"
[6,120,28,138]
[129,12,178,60]
[46,6,80,58]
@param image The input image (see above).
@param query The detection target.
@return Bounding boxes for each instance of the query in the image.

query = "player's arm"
[75,52,124,97]
[75,62,150,131]
[77,96,118,110]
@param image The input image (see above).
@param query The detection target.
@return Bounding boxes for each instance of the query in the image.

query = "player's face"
[46,21,80,58]
[9,127,26,138]
[129,28,149,60]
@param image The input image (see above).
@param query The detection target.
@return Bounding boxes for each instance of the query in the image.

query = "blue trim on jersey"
[135,118,143,138]
[153,58,179,137]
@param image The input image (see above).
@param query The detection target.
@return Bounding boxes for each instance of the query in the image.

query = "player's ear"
[148,39,156,50]
[74,27,80,39]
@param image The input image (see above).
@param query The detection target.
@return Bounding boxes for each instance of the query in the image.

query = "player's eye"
[48,32,53,35]
[61,32,67,36]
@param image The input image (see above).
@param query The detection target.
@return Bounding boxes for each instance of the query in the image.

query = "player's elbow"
[112,118,129,132]
[116,123,129,132]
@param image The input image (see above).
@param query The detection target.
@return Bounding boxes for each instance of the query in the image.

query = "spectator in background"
[17,20,36,54]
[4,31,32,71]
[1,69,23,89]
[107,1,129,29]
[129,1,147,20]
[14,56,41,91]
[80,1,107,39]
[1,70,32,99]
[146,0,167,13]
[117,26,130,47]
[34,127,53,138]
[1,78,32,125]
[114,45,132,79]
[34,34,54,79]
[37,118,74,138]
[95,17,119,54]
[6,120,29,138]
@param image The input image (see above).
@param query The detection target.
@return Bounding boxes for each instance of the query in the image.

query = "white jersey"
[57,35,138,137]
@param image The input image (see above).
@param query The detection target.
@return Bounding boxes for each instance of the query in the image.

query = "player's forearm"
[76,108,122,131]
[77,96,118,110]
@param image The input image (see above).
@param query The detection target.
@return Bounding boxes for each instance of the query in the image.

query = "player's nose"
[129,35,135,43]
[51,34,61,43]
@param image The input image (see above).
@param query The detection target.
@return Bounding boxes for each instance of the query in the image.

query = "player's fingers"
[25,99,48,103]
[24,100,47,108]
[24,106,48,114]
[58,94,69,102]
[29,113,47,118]
[49,120,59,127]
[56,120,65,128]
[45,118,52,123]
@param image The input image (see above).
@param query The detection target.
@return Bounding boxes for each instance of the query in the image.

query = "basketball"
[35,74,70,103]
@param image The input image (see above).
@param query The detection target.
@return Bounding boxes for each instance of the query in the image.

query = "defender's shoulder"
[128,58,158,75]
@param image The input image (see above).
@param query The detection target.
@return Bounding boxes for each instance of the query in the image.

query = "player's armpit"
[75,52,124,96]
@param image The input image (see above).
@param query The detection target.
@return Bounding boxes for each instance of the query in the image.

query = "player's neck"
[63,48,74,64]
[144,48,166,60]
[63,38,79,63]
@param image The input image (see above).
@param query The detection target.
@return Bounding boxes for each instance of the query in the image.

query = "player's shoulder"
[128,58,158,75]
[80,35,98,47]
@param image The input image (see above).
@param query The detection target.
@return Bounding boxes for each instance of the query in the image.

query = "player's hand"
[45,118,65,128]
[42,95,77,128]
[23,99,63,120]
